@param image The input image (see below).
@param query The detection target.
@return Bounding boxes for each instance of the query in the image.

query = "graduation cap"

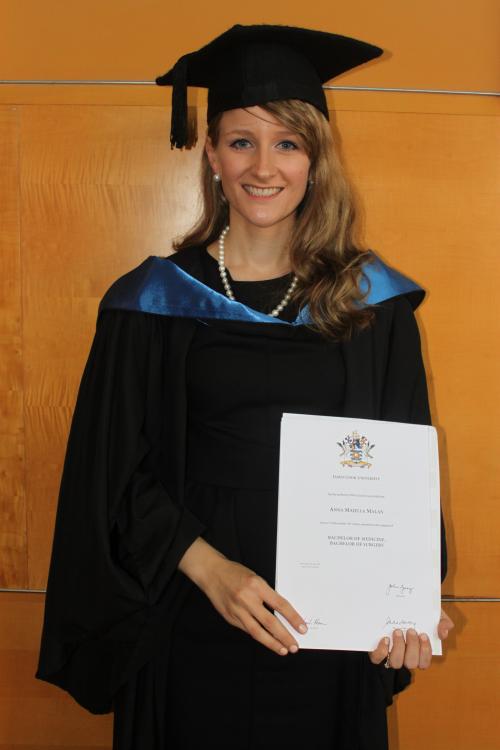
[156,24,384,149]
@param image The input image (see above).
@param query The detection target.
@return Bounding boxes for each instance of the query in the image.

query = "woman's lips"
[242,185,284,199]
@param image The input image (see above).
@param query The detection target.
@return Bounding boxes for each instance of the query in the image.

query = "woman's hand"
[369,608,455,669]
[178,537,307,656]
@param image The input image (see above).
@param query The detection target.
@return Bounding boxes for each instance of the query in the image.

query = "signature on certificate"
[304,616,328,629]
[385,583,414,598]
[385,617,417,630]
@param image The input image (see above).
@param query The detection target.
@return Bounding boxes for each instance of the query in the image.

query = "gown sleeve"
[36,308,205,713]
[370,295,448,707]
[379,296,447,583]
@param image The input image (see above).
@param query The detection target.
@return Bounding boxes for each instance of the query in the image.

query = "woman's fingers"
[247,581,305,652]
[388,629,406,669]
[266,588,308,636]
[237,610,292,656]
[388,629,433,670]
[208,561,306,655]
[368,637,390,665]
[370,621,443,671]
[418,634,432,669]
[403,629,420,669]
[257,607,299,652]
[438,608,455,640]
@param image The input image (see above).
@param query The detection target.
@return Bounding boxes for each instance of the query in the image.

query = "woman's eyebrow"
[225,128,299,137]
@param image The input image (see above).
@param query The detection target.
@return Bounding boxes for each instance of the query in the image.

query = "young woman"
[37,24,453,750]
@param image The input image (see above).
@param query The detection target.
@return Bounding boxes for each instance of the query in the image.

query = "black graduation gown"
[35,245,447,749]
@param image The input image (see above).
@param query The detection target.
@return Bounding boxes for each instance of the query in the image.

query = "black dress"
[37,245,442,748]
[162,249,387,749]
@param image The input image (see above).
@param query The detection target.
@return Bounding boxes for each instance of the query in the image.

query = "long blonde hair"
[173,99,374,339]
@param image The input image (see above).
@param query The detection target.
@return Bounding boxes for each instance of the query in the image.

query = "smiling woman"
[176,98,377,338]
[206,107,311,230]
[36,22,453,750]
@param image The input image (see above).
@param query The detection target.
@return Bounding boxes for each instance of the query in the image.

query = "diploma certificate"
[275,414,442,654]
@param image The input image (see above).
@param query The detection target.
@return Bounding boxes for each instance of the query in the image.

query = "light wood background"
[0,0,499,748]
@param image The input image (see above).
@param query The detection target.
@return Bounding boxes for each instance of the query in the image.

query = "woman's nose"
[251,147,277,180]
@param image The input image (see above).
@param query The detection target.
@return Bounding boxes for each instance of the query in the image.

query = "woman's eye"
[228,139,299,151]
[229,138,251,149]
[278,140,298,150]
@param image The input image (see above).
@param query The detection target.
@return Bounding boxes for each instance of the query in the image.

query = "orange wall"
[0,1,499,748]
[0,0,498,114]
[0,0,499,91]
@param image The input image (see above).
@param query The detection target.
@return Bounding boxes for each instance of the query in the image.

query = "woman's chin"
[229,206,298,230]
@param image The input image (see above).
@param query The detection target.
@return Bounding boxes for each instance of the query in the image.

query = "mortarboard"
[155,23,384,149]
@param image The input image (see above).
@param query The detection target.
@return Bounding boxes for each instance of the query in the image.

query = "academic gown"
[35,245,447,749]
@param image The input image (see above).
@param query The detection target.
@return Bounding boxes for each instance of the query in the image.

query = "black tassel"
[170,55,189,150]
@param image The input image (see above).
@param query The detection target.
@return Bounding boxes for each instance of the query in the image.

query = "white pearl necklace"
[217,225,298,318]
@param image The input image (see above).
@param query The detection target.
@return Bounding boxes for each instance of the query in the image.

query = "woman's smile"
[242,185,284,199]
[205,106,311,230]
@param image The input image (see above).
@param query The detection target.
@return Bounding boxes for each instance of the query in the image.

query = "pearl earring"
[308,177,314,185]
[213,173,221,182]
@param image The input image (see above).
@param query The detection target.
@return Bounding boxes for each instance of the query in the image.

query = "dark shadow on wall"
[387,699,401,750]
[415,302,457,598]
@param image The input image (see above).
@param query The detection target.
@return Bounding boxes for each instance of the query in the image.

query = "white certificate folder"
[275,413,442,655]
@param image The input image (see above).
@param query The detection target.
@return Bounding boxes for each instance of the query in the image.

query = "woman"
[37,24,453,750]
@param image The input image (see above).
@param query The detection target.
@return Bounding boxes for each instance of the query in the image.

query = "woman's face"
[205,105,311,230]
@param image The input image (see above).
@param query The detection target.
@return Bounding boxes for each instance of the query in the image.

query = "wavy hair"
[173,99,375,339]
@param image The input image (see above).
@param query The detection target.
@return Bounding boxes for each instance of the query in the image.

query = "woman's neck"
[207,215,294,281]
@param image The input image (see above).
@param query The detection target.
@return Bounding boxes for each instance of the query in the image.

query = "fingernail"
[289,644,299,654]
[408,629,416,636]
[298,623,307,634]
[395,629,403,637]
[420,634,428,642]
[279,647,288,656]
[383,637,390,646]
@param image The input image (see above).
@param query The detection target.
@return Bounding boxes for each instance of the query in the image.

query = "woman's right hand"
[178,537,308,656]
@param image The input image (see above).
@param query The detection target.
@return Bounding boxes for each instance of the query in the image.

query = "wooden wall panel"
[18,105,500,596]
[0,0,498,746]
[0,106,27,589]
[20,105,204,589]
[0,0,498,103]
[338,109,500,596]
[0,593,112,747]
[388,602,500,750]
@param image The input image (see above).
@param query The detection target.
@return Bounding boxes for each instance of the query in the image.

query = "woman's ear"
[205,136,219,174]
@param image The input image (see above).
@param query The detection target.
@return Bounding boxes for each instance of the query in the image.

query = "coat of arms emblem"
[338,430,375,469]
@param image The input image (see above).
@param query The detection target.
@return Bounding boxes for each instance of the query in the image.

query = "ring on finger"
[384,656,391,669]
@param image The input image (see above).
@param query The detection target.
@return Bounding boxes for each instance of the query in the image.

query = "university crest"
[338,430,375,469]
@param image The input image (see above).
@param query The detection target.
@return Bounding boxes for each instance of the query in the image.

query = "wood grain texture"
[0,95,498,748]
[388,602,500,750]
[18,105,500,596]
[0,592,112,746]
[338,109,500,596]
[0,4,497,746]
[0,106,27,589]
[19,106,204,590]
[0,0,498,96]
[0,87,498,117]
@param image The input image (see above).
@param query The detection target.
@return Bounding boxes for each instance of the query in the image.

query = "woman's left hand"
[369,608,455,670]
